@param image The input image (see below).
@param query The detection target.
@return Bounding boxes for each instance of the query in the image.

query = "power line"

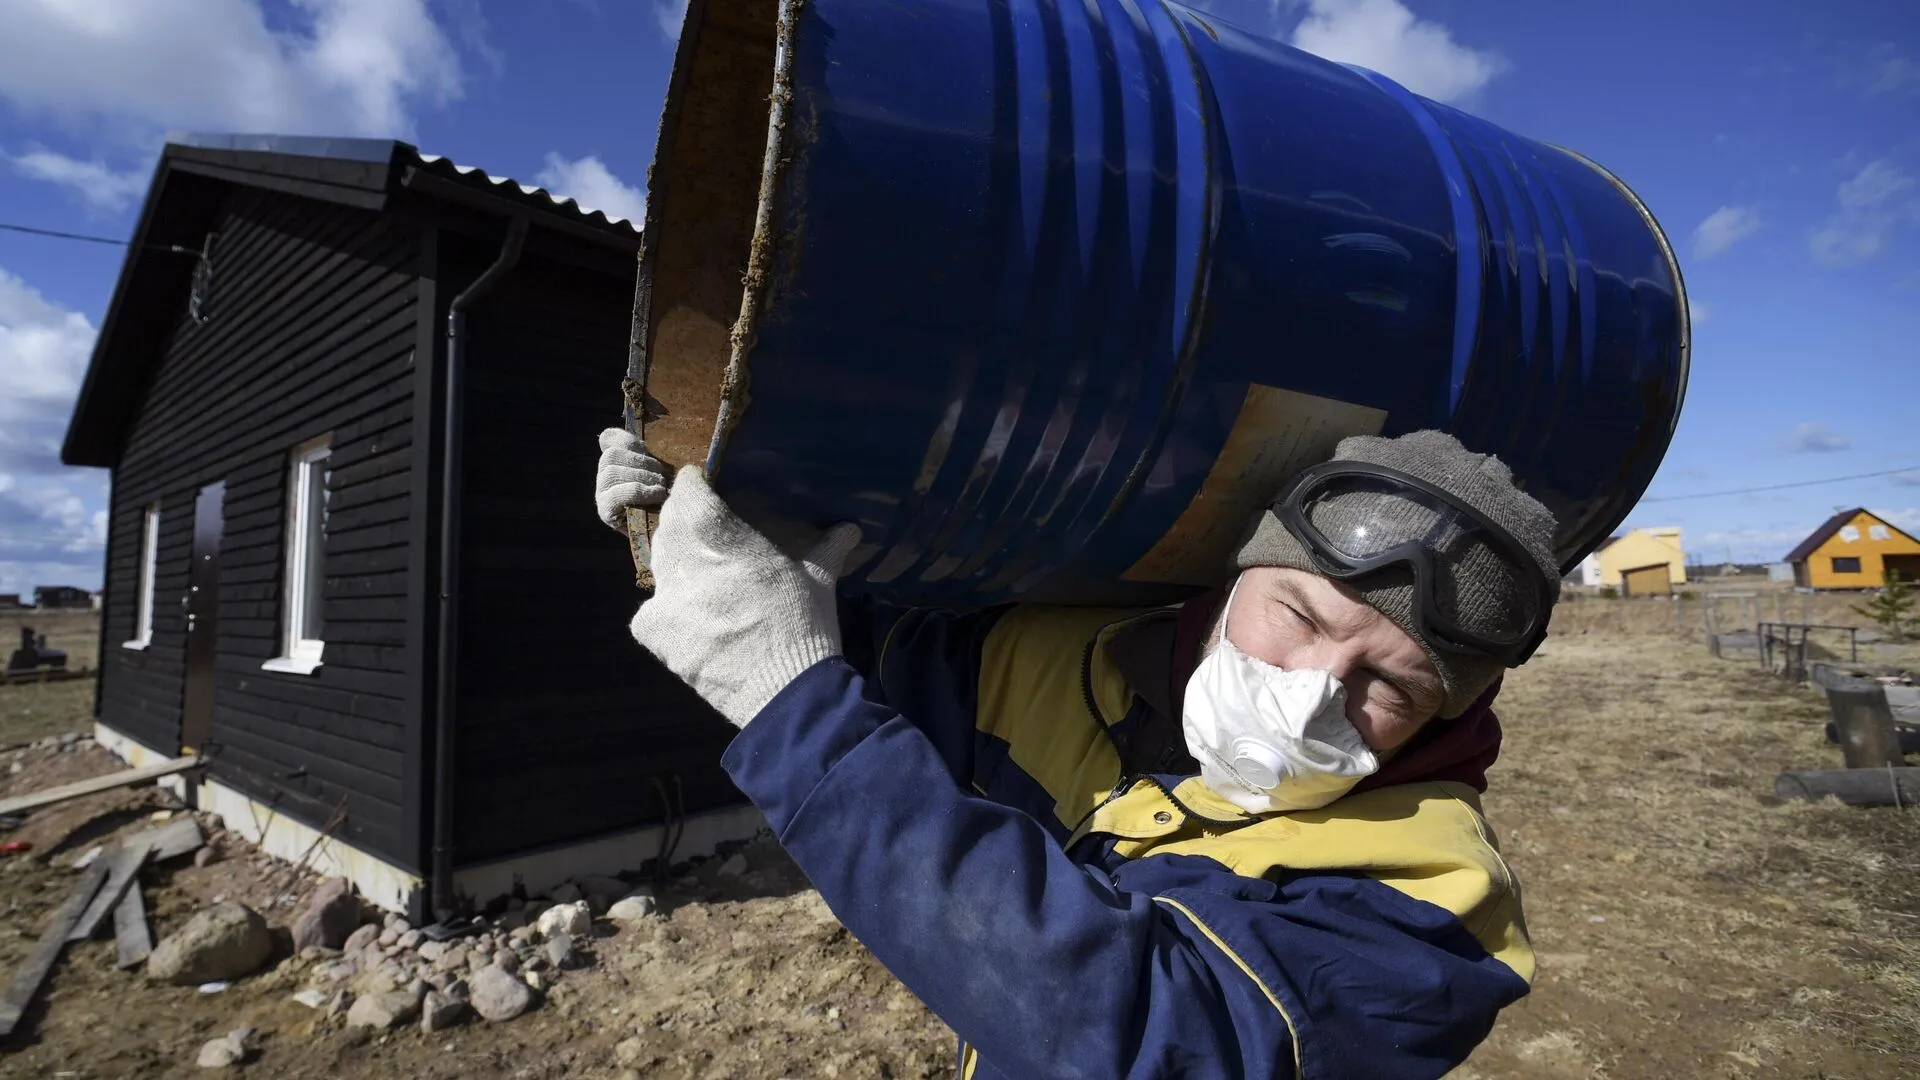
[0,221,128,246]
[1638,466,1920,503]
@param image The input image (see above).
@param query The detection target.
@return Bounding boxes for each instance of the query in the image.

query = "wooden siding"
[99,185,423,868]
[1799,511,1920,590]
[446,239,735,865]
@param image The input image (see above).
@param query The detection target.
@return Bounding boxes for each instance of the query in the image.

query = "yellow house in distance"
[1785,508,1920,590]
[1575,527,1687,594]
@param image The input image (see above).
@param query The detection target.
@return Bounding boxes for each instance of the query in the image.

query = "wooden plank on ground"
[0,862,111,1038]
[113,885,153,970]
[0,757,198,817]
[67,843,153,942]
[128,816,204,863]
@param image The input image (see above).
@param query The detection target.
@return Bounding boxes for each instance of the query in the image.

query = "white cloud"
[1687,298,1710,325]
[1837,159,1914,211]
[652,0,689,40]
[1809,225,1884,266]
[1856,44,1919,98]
[1691,205,1762,259]
[533,153,646,225]
[1782,422,1851,454]
[1810,158,1918,268]
[1287,0,1506,104]
[0,560,100,596]
[1696,526,1811,552]
[0,0,470,148]
[0,268,95,421]
[1869,55,1917,96]
[1881,508,1920,532]
[5,147,147,211]
[0,266,109,593]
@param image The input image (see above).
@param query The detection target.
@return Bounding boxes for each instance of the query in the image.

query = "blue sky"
[0,0,1916,595]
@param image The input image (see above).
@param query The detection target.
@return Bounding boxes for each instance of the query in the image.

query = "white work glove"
[595,428,671,528]
[631,464,863,728]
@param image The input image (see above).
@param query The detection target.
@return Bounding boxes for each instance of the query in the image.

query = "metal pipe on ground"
[1774,768,1920,808]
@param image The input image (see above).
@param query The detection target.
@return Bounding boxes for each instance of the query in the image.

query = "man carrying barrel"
[594,426,1559,1079]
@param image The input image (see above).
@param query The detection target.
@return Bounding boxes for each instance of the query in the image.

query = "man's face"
[1211,566,1446,753]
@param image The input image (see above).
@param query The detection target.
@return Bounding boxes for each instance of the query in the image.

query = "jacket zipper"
[1077,632,1254,835]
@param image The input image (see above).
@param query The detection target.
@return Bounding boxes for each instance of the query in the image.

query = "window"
[1869,525,1891,541]
[1839,525,1861,543]
[1832,556,1862,574]
[123,502,161,649]
[265,436,330,674]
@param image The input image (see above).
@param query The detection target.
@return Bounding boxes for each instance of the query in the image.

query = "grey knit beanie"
[1234,430,1560,718]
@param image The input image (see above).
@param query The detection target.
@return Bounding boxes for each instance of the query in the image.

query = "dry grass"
[1551,588,1870,638]
[0,609,102,671]
[1462,623,1920,1079]
[6,613,1916,1077]
[0,679,96,748]
[0,611,100,749]
[1550,591,1920,672]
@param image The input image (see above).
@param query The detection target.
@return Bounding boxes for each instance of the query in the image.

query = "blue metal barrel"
[631,0,1688,607]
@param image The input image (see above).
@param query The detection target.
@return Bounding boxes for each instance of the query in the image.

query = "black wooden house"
[61,136,751,919]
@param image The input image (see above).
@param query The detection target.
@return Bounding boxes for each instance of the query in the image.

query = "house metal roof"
[1784,508,1920,563]
[60,134,642,467]
[172,134,642,232]
[1785,508,1867,563]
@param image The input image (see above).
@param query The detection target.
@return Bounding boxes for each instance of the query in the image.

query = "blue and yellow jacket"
[721,601,1533,1079]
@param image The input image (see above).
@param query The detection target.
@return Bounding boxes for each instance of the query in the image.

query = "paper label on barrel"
[1121,385,1387,588]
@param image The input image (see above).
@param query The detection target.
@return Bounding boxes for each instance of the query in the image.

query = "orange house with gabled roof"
[1784,509,1920,589]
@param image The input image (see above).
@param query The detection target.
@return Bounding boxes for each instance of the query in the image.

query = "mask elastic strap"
[1218,574,1247,653]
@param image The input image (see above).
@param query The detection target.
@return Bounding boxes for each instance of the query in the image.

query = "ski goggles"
[1273,460,1555,667]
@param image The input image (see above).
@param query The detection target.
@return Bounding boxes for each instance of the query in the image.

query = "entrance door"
[180,481,225,753]
[1883,554,1920,585]
[1621,563,1672,598]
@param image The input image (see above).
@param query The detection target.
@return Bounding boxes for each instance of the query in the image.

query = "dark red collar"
[1170,591,1504,793]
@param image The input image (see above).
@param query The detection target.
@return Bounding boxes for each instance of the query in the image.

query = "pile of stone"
[23,731,94,754]
[281,873,663,1034]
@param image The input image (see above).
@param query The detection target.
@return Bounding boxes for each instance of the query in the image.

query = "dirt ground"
[1,607,1915,1078]
[1459,627,1919,1079]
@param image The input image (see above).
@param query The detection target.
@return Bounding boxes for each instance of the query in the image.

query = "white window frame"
[264,435,331,675]
[122,502,161,650]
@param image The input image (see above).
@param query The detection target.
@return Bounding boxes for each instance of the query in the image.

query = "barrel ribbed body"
[641,0,1688,606]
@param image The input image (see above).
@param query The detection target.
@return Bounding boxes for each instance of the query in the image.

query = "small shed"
[1784,509,1920,590]
[1575,527,1687,589]
[61,135,756,920]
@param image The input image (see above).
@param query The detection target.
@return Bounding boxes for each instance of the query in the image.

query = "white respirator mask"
[1181,579,1380,814]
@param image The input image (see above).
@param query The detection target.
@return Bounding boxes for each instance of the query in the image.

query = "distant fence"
[1701,591,1823,636]
[1757,622,1863,682]
[1547,587,1862,640]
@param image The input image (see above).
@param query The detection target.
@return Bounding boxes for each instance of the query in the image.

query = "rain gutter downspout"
[432,216,528,921]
